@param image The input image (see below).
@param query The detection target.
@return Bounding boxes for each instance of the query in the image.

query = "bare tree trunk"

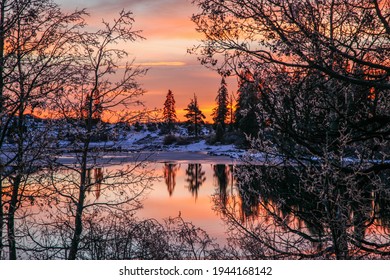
[7,175,21,260]
[0,0,6,260]
[330,211,349,260]
[7,128,25,261]
[7,64,25,259]
[68,88,94,260]
[5,19,27,260]
[68,170,86,260]
[68,127,90,260]
[7,107,24,260]
[0,177,3,260]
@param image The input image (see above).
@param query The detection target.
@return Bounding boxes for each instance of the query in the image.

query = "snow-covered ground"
[5,123,388,165]
[117,130,246,161]
[109,129,236,152]
[43,129,245,164]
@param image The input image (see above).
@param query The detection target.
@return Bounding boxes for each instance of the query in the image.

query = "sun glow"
[137,61,186,67]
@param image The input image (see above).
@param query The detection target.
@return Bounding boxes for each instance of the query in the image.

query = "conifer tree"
[162,89,177,133]
[184,94,205,139]
[212,77,229,141]
[228,92,235,131]
[235,71,261,139]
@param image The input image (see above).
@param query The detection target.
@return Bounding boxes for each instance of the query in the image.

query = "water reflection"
[213,164,233,207]
[185,164,206,200]
[163,163,180,196]
[3,161,390,259]
[217,165,390,259]
[84,164,390,259]
[86,168,104,199]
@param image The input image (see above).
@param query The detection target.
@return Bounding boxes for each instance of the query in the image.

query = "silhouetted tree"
[184,94,205,139]
[228,92,235,131]
[193,0,390,259]
[162,89,177,133]
[0,0,86,259]
[192,0,390,89]
[212,77,229,141]
[48,10,149,260]
[235,71,261,140]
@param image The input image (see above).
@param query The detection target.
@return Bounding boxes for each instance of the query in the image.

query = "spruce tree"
[212,77,229,141]
[228,92,235,131]
[184,94,205,139]
[235,70,261,139]
[163,89,177,133]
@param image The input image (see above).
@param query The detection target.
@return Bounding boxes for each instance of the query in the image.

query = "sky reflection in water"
[136,163,235,244]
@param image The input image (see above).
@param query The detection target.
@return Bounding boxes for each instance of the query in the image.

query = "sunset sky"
[57,0,237,122]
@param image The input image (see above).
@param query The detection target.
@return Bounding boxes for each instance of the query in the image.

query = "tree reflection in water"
[213,164,233,208]
[11,163,156,260]
[4,162,390,260]
[185,164,206,200]
[86,168,104,200]
[163,163,180,196]
[212,164,390,259]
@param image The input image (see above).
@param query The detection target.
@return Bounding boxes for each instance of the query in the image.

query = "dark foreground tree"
[0,0,86,259]
[26,10,151,260]
[184,94,206,139]
[212,65,390,259]
[192,0,390,89]
[234,70,262,141]
[193,0,390,259]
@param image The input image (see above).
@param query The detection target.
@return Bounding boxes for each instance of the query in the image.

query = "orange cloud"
[137,61,186,67]
[56,0,239,123]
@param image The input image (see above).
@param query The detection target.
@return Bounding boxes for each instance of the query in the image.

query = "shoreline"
[58,151,240,165]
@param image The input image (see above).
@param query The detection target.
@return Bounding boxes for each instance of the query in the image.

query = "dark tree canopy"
[0,4,149,260]
[0,0,87,260]
[192,0,390,259]
[192,0,390,89]
[235,70,262,140]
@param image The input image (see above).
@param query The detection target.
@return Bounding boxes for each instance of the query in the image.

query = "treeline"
[161,73,263,146]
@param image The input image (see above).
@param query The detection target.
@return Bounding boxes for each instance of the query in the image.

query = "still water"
[6,157,390,259]
[137,163,236,244]
[79,160,390,258]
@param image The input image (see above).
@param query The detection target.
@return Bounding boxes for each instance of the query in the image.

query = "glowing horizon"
[57,0,238,122]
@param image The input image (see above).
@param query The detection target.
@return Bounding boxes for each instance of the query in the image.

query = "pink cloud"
[57,0,237,121]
